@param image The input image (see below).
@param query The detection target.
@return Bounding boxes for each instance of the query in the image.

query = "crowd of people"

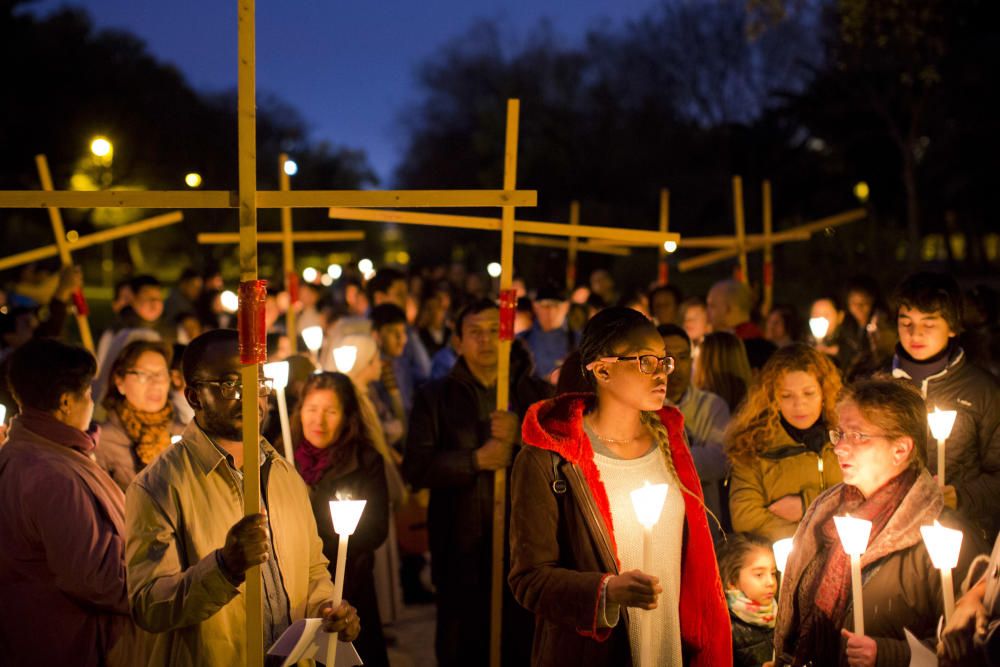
[0,258,999,667]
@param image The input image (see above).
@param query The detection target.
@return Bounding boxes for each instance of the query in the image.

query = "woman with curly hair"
[726,343,843,541]
[97,339,184,491]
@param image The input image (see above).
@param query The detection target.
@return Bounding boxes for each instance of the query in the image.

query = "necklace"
[586,416,645,445]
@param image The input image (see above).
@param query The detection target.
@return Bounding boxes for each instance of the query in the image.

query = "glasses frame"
[124,369,171,385]
[829,429,891,446]
[195,378,274,400]
[592,354,675,375]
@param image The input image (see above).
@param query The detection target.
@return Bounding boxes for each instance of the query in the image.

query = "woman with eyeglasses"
[509,307,730,667]
[773,377,981,667]
[97,340,184,491]
[726,343,843,542]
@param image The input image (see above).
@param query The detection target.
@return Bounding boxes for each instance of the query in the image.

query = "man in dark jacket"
[889,272,1000,543]
[403,298,551,667]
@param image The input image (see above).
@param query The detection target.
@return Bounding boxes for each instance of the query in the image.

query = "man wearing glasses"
[124,329,360,665]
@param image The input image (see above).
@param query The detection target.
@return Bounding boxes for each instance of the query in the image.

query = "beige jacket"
[125,420,335,666]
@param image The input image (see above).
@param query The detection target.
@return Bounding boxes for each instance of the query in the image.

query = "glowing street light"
[630,481,669,667]
[264,361,294,462]
[327,264,343,280]
[184,172,203,188]
[487,262,502,278]
[302,267,319,283]
[809,317,830,341]
[920,520,963,622]
[283,159,298,176]
[357,258,374,274]
[327,497,367,667]
[302,326,324,354]
[853,181,870,203]
[663,240,678,254]
[834,515,872,636]
[928,407,958,487]
[220,290,239,314]
[333,345,358,374]
[90,136,113,159]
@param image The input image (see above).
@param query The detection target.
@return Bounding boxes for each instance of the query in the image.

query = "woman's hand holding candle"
[841,629,876,667]
[320,600,361,642]
[606,570,662,610]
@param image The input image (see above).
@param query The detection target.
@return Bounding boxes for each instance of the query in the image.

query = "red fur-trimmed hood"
[520,393,733,667]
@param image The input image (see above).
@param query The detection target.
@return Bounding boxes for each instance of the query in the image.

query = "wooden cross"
[15,154,186,351]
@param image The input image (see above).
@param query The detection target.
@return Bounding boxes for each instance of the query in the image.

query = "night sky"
[31,0,658,183]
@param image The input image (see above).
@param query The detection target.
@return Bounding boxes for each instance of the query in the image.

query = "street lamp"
[283,159,298,176]
[185,172,203,188]
[90,136,113,160]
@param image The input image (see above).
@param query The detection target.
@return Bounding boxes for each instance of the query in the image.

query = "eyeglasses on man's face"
[195,378,273,400]
[590,354,675,375]
[829,429,890,446]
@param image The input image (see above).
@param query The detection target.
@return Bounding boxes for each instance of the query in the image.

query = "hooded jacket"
[510,393,731,667]
[891,347,1000,541]
[774,470,982,666]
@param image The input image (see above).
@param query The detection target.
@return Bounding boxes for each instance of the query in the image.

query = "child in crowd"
[718,533,777,667]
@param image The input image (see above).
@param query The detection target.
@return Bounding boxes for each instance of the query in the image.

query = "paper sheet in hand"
[267,618,363,667]
[904,628,937,667]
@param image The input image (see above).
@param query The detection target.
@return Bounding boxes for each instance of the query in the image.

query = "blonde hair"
[725,343,842,465]
[693,331,752,411]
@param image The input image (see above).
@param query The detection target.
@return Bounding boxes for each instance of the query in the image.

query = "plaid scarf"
[794,467,918,662]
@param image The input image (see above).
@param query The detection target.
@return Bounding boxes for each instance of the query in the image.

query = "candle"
[927,407,957,487]
[302,326,324,355]
[629,481,669,667]
[808,317,830,341]
[0,403,6,425]
[327,498,367,667]
[263,361,294,462]
[332,345,358,374]
[771,538,793,663]
[834,515,872,636]
[920,520,963,623]
[170,435,182,445]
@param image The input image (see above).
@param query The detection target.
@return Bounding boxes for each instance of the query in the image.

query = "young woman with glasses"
[726,343,843,541]
[97,340,186,491]
[509,306,730,667]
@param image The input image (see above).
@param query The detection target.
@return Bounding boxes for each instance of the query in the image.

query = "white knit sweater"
[594,444,685,667]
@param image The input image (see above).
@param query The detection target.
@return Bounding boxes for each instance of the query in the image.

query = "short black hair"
[455,298,499,338]
[656,323,690,347]
[182,328,238,385]
[7,338,96,412]
[129,274,162,294]
[892,272,963,333]
[179,268,201,283]
[369,303,407,331]
[648,284,683,310]
[366,267,406,303]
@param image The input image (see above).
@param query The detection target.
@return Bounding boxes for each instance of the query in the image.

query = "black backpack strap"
[549,451,568,495]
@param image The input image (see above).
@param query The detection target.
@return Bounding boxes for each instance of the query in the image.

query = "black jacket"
[304,444,389,667]
[731,614,774,667]
[891,348,1000,541]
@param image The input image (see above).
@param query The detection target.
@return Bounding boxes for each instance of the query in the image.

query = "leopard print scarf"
[115,401,174,465]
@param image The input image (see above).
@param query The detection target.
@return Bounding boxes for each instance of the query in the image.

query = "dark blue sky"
[34,0,658,182]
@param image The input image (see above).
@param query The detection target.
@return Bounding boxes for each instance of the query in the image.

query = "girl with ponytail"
[508,306,731,667]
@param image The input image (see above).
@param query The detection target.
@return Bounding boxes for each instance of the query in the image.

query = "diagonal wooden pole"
[237,0,264,665]
[197,231,363,244]
[0,210,183,272]
[658,188,670,284]
[278,153,297,352]
[35,154,95,352]
[732,175,748,285]
[566,200,580,291]
[491,98,519,667]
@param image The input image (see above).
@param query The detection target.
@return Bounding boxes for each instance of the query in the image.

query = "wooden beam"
[197,231,364,244]
[566,201,580,290]
[35,155,94,352]
[0,211,183,272]
[237,0,264,664]
[279,153,297,352]
[588,230,809,250]
[515,234,629,256]
[658,188,670,284]
[0,189,537,210]
[733,176,748,284]
[762,180,774,315]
